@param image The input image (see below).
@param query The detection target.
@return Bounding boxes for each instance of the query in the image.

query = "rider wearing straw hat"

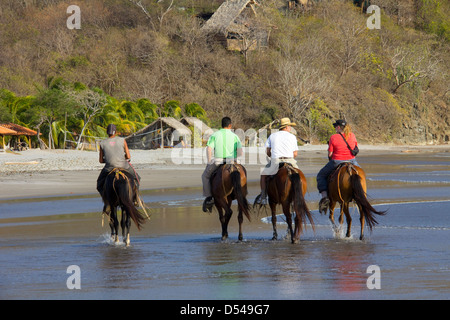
[254,117,299,205]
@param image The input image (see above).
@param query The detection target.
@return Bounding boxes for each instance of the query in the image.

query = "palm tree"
[161,100,182,119]
[184,102,209,124]
[136,98,159,124]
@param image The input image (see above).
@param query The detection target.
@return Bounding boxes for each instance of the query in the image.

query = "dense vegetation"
[0,0,448,148]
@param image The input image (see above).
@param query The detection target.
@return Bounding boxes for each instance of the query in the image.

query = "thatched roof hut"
[202,0,269,51]
[125,117,192,150]
[0,123,37,136]
[0,123,39,149]
[180,117,214,147]
[181,117,213,136]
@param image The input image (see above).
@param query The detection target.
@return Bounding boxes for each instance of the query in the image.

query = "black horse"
[103,168,146,246]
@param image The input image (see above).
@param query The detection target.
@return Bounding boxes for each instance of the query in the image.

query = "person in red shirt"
[316,120,360,213]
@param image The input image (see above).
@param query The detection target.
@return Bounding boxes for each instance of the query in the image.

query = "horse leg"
[358,204,365,240]
[121,207,131,246]
[216,200,231,241]
[283,202,295,243]
[224,207,233,241]
[237,207,244,241]
[343,202,352,238]
[270,202,278,240]
[216,206,226,240]
[110,207,119,243]
[329,201,338,232]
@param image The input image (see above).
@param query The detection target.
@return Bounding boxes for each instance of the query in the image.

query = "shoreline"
[0,144,448,201]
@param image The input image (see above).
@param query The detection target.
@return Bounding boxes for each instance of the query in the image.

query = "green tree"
[161,100,182,118]
[136,98,159,124]
[31,87,76,149]
[184,102,209,123]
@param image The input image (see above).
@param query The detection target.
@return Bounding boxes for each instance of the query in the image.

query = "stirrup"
[202,197,214,213]
[319,197,330,214]
[253,193,267,207]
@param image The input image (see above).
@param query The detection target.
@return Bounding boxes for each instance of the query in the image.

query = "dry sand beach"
[0,144,449,200]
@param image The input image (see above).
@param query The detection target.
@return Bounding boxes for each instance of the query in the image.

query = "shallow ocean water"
[0,151,449,300]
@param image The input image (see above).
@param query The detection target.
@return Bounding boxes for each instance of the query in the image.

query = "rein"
[336,163,358,203]
[221,163,240,196]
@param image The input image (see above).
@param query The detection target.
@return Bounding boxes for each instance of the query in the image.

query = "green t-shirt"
[207,128,242,159]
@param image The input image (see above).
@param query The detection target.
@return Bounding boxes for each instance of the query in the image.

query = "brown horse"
[103,169,147,246]
[327,163,386,240]
[266,163,314,243]
[210,163,251,241]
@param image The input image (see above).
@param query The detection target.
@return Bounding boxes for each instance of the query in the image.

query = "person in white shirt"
[255,118,299,205]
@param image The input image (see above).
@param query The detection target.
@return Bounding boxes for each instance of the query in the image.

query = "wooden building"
[202,0,270,51]
[0,123,39,150]
[125,117,192,150]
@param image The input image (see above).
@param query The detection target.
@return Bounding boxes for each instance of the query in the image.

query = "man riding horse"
[97,124,141,211]
[202,117,242,212]
[254,117,299,205]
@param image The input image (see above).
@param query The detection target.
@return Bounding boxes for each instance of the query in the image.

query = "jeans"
[316,159,359,193]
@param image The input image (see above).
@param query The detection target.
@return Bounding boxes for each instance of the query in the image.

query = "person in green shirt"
[202,117,243,212]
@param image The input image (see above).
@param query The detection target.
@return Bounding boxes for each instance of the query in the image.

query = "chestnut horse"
[210,163,251,241]
[103,168,147,246]
[266,163,314,243]
[327,163,386,240]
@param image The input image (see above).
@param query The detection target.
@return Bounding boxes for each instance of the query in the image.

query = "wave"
[367,178,450,184]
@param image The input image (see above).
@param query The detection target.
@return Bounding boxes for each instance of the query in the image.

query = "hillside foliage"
[0,0,448,147]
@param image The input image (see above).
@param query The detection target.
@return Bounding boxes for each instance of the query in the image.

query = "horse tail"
[115,175,146,231]
[290,172,314,232]
[350,173,386,231]
[230,170,251,221]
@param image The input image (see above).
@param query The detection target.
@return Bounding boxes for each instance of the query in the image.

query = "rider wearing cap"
[316,119,359,213]
[97,124,141,205]
[254,117,299,205]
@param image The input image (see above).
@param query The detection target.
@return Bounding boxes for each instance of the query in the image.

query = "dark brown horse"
[210,163,251,241]
[103,168,147,246]
[327,163,386,240]
[266,163,314,243]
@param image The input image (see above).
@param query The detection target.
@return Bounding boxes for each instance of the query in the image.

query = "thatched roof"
[125,117,192,149]
[0,123,38,136]
[202,0,258,35]
[180,117,212,134]
[126,117,192,140]
[0,126,17,135]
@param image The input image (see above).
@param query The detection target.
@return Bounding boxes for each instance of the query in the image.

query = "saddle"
[328,162,358,184]
[108,168,128,181]
[268,162,296,181]
[210,162,241,181]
